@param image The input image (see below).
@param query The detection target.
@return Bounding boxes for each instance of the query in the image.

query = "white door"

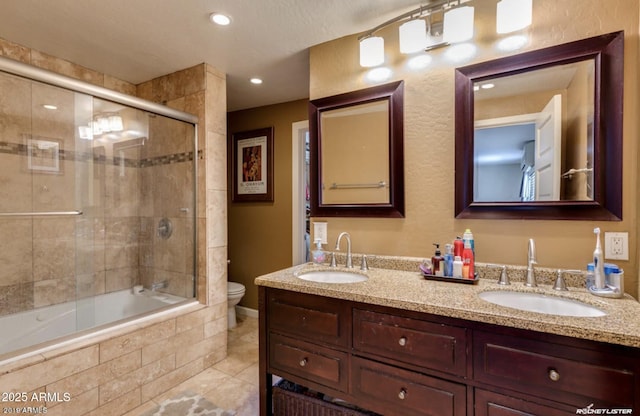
[534,94,562,201]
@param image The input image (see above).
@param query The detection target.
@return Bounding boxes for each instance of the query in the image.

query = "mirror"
[309,81,404,217]
[455,31,623,220]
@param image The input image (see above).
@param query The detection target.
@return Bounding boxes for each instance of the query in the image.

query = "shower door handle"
[0,210,83,217]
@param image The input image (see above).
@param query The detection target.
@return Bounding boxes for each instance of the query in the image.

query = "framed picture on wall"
[232,127,274,202]
[27,137,63,174]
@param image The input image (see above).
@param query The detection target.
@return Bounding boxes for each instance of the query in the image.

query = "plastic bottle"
[311,239,326,264]
[462,240,474,279]
[586,263,595,289]
[432,243,445,277]
[443,244,454,277]
[463,229,474,254]
[453,237,464,258]
[452,256,463,278]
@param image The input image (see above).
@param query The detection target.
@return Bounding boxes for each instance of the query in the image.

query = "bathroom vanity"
[256,261,640,415]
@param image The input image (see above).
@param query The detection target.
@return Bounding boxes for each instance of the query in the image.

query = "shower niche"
[0,64,198,356]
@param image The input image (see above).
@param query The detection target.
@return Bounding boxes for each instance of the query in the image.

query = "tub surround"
[255,255,640,348]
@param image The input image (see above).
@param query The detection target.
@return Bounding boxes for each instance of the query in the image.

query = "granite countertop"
[255,256,640,348]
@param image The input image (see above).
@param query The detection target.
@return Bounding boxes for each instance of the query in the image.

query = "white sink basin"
[479,291,606,317]
[296,270,368,284]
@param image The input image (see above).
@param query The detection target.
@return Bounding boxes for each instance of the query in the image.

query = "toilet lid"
[228,281,245,294]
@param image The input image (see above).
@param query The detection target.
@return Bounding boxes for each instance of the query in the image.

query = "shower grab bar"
[0,210,83,217]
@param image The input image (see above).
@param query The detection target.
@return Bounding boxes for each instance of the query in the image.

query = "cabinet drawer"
[352,356,466,416]
[475,389,574,416]
[267,289,350,347]
[269,333,349,392]
[353,309,467,376]
[474,331,636,407]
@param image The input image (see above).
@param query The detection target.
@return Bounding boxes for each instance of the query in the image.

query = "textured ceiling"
[0,0,420,111]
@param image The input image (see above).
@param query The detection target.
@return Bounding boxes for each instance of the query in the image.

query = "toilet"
[227,281,246,328]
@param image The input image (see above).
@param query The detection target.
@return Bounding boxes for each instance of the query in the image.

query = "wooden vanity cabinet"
[259,287,640,416]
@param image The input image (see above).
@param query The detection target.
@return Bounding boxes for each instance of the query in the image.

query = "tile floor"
[127,315,260,416]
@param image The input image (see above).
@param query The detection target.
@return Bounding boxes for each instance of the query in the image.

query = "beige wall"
[310,0,640,298]
[227,99,308,310]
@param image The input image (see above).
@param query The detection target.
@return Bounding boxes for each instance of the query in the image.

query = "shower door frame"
[0,55,200,300]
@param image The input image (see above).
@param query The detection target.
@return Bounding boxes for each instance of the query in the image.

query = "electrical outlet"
[604,232,628,261]
[313,222,328,244]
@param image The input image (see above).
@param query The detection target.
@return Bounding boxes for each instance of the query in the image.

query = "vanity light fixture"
[496,0,532,34]
[209,12,231,26]
[358,0,533,68]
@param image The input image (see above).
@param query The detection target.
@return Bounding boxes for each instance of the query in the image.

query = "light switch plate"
[313,222,328,244]
[604,231,628,261]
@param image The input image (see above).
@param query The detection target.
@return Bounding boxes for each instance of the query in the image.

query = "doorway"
[292,120,309,265]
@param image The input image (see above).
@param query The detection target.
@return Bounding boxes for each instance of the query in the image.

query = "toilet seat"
[228,281,245,295]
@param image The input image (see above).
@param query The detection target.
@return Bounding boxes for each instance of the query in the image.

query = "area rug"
[140,390,236,416]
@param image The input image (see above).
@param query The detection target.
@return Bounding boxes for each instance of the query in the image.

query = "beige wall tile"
[99,353,175,405]
[86,387,140,416]
[45,387,99,416]
[33,276,75,308]
[141,326,203,366]
[0,219,33,287]
[0,345,99,393]
[47,350,140,399]
[30,50,104,86]
[176,335,224,368]
[32,218,75,281]
[99,320,175,363]
[0,38,30,63]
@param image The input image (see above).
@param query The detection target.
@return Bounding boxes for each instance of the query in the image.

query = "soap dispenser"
[312,238,326,265]
[432,243,444,276]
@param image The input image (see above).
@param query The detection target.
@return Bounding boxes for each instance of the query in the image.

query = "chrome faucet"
[525,238,537,287]
[334,232,353,268]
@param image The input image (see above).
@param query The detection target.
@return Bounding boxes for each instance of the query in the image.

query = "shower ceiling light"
[496,0,532,34]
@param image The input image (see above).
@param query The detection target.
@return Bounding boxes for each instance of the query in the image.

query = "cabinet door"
[352,356,466,416]
[475,389,574,416]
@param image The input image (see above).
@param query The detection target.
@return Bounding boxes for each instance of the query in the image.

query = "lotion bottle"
[453,256,463,278]
[443,244,454,277]
[432,243,444,276]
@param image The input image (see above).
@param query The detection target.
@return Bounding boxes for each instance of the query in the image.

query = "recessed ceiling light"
[43,104,57,110]
[209,13,231,26]
[250,78,263,85]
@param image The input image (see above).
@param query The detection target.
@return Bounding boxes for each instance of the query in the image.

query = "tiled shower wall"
[0,37,228,416]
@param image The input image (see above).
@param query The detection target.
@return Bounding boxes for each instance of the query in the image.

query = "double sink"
[296,269,606,318]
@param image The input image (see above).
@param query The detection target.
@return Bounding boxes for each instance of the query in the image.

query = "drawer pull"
[299,358,308,367]
[548,369,560,382]
[398,336,407,347]
[398,388,407,400]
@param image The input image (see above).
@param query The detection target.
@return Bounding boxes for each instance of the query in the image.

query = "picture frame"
[232,127,274,202]
[27,137,63,174]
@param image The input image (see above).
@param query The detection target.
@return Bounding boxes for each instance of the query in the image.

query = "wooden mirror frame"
[455,31,623,220]
[309,81,405,218]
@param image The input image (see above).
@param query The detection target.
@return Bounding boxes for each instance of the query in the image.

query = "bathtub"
[0,289,187,356]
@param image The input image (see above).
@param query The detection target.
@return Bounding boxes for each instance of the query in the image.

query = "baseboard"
[236,305,258,319]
